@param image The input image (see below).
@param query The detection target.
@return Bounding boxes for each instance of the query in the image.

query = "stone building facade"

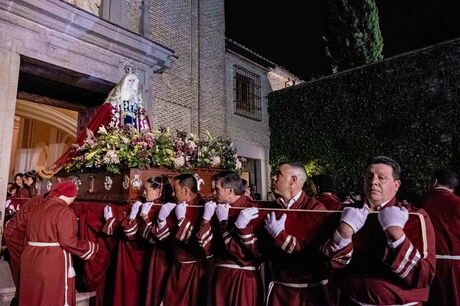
[0,0,300,240]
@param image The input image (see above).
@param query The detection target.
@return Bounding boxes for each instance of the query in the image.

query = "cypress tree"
[323,0,384,73]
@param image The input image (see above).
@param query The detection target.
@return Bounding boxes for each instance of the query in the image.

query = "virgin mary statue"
[40,65,150,177]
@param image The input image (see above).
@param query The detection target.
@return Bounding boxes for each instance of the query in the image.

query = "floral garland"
[65,125,244,174]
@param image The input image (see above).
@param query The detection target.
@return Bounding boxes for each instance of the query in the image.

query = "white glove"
[264,212,287,238]
[103,205,113,221]
[158,202,177,221]
[216,203,230,222]
[129,201,142,219]
[5,199,11,209]
[141,202,153,215]
[235,207,259,229]
[378,206,409,230]
[340,205,369,233]
[202,201,217,220]
[175,202,187,220]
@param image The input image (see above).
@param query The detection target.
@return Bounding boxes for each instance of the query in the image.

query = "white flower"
[174,155,185,167]
[98,126,108,135]
[103,150,120,164]
[187,140,197,150]
[211,156,221,166]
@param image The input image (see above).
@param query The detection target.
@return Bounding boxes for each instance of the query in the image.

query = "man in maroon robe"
[158,173,213,306]
[419,169,460,306]
[322,156,436,305]
[202,172,263,306]
[264,162,333,306]
[19,181,98,306]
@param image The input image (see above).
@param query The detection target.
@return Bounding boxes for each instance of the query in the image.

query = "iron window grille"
[233,65,262,121]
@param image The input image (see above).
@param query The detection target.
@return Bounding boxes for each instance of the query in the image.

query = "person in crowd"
[12,172,31,198]
[4,192,47,306]
[202,172,263,306]
[19,181,98,306]
[242,178,253,200]
[151,173,213,306]
[418,169,460,306]
[321,156,436,305]
[310,174,342,210]
[23,170,38,197]
[263,162,333,306]
[6,181,15,199]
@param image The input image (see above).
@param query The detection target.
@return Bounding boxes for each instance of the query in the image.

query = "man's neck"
[228,195,241,205]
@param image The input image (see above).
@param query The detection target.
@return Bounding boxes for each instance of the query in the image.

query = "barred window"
[234,65,262,121]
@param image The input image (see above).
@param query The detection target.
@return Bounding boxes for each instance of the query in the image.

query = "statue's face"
[123,74,139,92]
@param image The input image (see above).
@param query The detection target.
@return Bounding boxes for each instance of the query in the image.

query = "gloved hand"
[202,201,217,220]
[175,202,187,220]
[5,199,11,209]
[378,206,409,230]
[235,207,259,229]
[216,203,230,222]
[141,202,153,216]
[158,202,177,222]
[340,205,369,233]
[264,212,287,238]
[129,201,143,219]
[103,205,113,221]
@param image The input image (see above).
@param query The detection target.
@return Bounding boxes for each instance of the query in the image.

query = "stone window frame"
[233,65,262,121]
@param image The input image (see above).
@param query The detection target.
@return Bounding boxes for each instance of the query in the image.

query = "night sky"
[225,0,460,81]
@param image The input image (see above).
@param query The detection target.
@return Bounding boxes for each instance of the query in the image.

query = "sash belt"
[28,241,60,247]
[350,297,418,306]
[436,254,460,260]
[216,263,257,271]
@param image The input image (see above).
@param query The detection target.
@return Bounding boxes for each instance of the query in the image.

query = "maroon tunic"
[19,197,98,306]
[102,205,148,306]
[138,205,172,306]
[322,197,436,305]
[316,193,342,211]
[419,188,460,306]
[3,196,43,296]
[266,191,333,306]
[161,196,212,306]
[200,195,264,306]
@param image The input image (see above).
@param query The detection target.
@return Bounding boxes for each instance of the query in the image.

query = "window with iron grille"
[233,65,262,121]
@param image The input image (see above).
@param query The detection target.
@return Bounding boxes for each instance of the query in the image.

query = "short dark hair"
[432,169,459,189]
[147,175,174,203]
[367,156,401,180]
[219,173,245,196]
[311,174,336,193]
[174,173,198,193]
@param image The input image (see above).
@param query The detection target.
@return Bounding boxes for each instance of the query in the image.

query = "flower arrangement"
[65,125,244,174]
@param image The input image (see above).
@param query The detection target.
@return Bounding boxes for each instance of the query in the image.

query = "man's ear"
[394,179,401,191]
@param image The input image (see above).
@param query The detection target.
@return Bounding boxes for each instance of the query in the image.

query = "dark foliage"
[268,39,460,202]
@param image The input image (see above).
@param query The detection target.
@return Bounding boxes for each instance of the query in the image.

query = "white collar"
[286,190,303,209]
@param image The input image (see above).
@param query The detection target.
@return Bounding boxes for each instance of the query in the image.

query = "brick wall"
[225,52,300,147]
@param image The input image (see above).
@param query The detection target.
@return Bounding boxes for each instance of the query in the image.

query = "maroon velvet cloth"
[44,103,113,174]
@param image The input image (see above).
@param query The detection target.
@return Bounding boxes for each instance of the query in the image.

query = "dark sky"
[225,0,460,81]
